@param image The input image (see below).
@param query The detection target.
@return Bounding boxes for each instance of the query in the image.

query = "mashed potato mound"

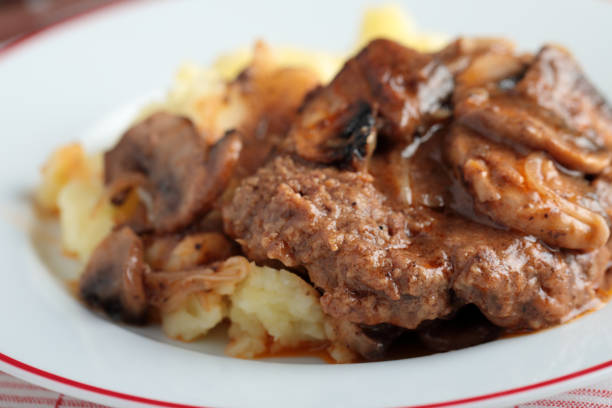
[226,262,327,358]
[57,177,114,261]
[158,257,327,357]
[37,146,114,262]
[162,292,227,342]
[36,143,93,213]
[358,4,447,52]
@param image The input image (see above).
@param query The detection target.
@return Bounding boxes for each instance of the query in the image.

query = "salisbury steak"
[224,38,612,359]
[224,155,609,330]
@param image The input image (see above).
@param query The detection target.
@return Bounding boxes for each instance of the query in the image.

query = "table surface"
[0,0,114,44]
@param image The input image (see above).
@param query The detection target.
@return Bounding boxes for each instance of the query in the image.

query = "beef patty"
[223,39,612,358]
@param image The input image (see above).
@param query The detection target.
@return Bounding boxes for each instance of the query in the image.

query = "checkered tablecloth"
[0,371,105,408]
[1,370,611,408]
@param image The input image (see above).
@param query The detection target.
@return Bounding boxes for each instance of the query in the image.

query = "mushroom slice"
[456,92,612,174]
[294,100,377,169]
[453,52,527,98]
[105,113,242,233]
[79,227,148,323]
[446,125,610,251]
[290,39,452,166]
[451,46,612,174]
[517,45,612,149]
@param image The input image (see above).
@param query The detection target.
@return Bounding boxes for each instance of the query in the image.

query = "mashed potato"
[358,4,447,52]
[36,143,93,213]
[37,146,114,261]
[36,6,445,361]
[162,292,228,342]
[158,257,328,359]
[226,262,327,358]
[57,176,114,261]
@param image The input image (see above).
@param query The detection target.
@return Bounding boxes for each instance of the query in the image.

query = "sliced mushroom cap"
[294,100,377,169]
[517,45,612,150]
[445,125,610,251]
[79,227,148,323]
[105,113,242,233]
[456,92,612,174]
[290,39,452,168]
[451,45,612,175]
[436,37,518,76]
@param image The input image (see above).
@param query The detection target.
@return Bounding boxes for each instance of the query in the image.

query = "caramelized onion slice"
[145,256,249,313]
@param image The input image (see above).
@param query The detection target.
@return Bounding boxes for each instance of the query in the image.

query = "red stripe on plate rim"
[1,352,611,408]
[1,1,611,407]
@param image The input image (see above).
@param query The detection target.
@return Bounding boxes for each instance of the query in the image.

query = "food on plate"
[36,6,612,362]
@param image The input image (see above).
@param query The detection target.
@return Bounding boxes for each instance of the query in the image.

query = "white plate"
[1,0,611,407]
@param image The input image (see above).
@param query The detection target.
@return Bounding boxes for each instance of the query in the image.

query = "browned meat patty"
[223,155,609,330]
[223,39,612,359]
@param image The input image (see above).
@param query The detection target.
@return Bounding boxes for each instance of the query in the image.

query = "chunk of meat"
[79,227,148,323]
[290,39,453,164]
[105,113,242,233]
[451,228,609,328]
[517,45,612,149]
[445,125,609,250]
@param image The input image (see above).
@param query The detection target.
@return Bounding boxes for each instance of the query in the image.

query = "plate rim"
[1,1,611,407]
[1,352,611,408]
